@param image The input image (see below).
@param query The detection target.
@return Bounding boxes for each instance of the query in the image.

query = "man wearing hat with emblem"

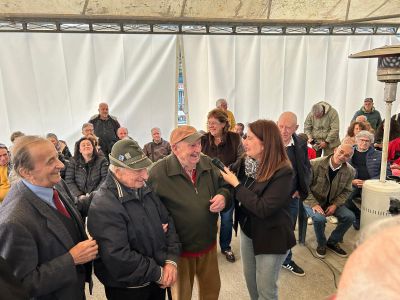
[87,139,181,300]
[148,125,231,300]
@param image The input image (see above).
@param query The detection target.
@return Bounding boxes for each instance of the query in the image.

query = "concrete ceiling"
[0,0,399,25]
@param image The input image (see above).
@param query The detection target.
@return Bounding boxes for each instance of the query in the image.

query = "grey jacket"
[0,180,91,300]
[304,101,340,149]
[305,155,355,208]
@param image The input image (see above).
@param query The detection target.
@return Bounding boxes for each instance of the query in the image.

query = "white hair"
[355,130,374,144]
[216,98,227,107]
[337,216,400,300]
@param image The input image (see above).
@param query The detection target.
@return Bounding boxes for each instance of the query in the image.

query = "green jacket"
[148,153,231,253]
[352,106,382,130]
[304,101,340,149]
[304,155,355,208]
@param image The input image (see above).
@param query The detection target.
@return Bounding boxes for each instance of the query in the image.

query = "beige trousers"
[172,246,221,300]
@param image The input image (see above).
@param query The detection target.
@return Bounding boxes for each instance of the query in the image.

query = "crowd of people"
[0,96,397,300]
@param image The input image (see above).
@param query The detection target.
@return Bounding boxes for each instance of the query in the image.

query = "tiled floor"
[86,222,360,300]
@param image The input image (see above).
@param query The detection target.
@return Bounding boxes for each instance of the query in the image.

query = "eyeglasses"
[358,139,371,143]
[207,121,223,127]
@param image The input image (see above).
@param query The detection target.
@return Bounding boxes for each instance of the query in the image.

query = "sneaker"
[222,250,236,263]
[327,216,338,224]
[327,243,348,258]
[307,218,313,225]
[316,246,326,258]
[282,260,305,277]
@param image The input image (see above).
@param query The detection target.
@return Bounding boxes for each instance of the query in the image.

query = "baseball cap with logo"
[109,139,152,170]
[364,97,373,103]
[170,125,203,145]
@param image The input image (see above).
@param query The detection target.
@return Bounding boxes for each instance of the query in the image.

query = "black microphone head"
[211,158,226,172]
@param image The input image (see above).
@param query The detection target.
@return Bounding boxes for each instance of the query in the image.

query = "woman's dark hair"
[375,118,400,143]
[74,137,97,161]
[207,109,230,134]
[347,121,367,137]
[248,119,291,182]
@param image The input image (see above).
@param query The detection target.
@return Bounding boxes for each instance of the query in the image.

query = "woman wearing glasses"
[201,108,243,263]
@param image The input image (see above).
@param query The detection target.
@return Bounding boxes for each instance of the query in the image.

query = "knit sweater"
[0,165,11,202]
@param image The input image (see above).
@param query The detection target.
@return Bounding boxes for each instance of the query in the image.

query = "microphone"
[211,158,227,173]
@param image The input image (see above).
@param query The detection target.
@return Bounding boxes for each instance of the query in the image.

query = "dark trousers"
[346,188,362,221]
[283,197,299,265]
[105,283,166,300]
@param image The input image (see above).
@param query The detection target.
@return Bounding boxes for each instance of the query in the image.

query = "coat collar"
[16,181,77,251]
[104,172,151,203]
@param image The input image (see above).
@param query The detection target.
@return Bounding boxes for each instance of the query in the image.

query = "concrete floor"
[86,222,360,300]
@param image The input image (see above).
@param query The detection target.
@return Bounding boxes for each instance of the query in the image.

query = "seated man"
[304,143,356,258]
[88,139,181,300]
[346,130,391,230]
[143,127,171,162]
[116,127,129,140]
[0,143,11,202]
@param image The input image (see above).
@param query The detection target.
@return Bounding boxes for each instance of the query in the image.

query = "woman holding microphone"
[220,119,295,300]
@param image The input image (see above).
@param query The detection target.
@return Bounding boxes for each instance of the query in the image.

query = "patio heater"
[349,45,400,228]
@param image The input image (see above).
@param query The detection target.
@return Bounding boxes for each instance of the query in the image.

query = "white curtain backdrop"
[0,33,177,148]
[183,35,400,137]
[1,33,399,150]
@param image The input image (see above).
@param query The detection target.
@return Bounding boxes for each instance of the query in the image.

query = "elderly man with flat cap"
[88,139,181,300]
[148,125,231,300]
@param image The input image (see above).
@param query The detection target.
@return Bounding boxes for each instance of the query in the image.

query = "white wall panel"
[0,33,177,147]
[183,35,400,137]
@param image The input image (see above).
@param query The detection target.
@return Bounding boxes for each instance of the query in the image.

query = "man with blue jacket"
[346,130,391,230]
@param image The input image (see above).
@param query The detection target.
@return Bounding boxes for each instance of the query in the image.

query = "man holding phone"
[303,143,356,259]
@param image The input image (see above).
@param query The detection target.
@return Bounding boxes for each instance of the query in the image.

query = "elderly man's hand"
[209,194,226,213]
[160,263,177,288]
[325,204,337,216]
[69,238,98,265]
[352,179,364,188]
[312,204,325,216]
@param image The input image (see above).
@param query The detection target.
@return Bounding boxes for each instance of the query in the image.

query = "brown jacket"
[201,131,243,168]
[305,155,355,208]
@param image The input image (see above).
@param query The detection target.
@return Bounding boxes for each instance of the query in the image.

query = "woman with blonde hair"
[221,119,295,300]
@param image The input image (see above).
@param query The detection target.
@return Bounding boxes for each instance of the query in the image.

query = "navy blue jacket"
[349,146,391,179]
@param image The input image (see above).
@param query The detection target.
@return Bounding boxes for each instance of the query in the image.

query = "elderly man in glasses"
[345,130,391,230]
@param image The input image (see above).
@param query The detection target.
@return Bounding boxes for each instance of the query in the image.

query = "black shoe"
[353,219,360,231]
[316,246,326,258]
[222,250,236,263]
[282,260,305,276]
[327,243,348,257]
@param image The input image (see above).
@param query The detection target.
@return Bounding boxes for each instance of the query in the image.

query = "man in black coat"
[0,136,98,300]
[89,102,120,158]
[277,112,311,276]
[88,139,181,300]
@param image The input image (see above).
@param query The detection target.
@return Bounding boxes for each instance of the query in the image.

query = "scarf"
[244,156,259,179]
